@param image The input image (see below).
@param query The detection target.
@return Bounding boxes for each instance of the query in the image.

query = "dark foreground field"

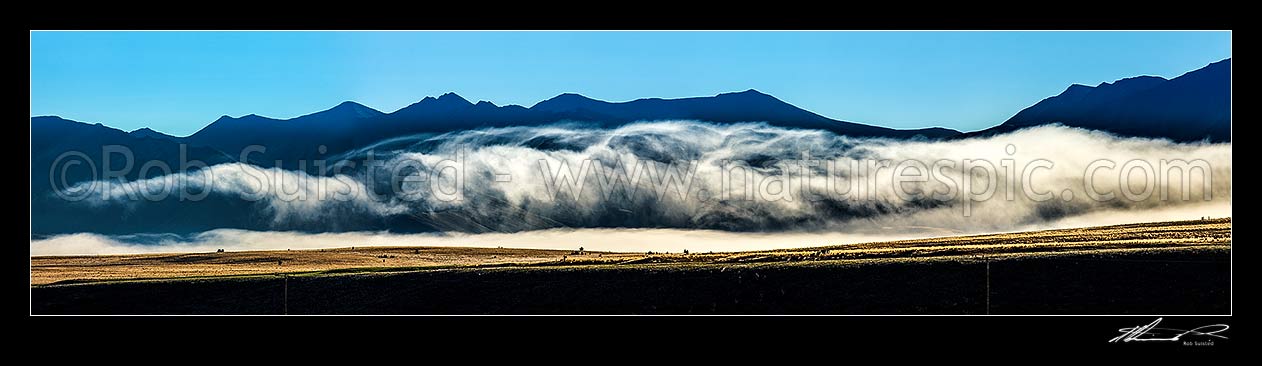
[31,219,1231,314]
[31,248,1228,315]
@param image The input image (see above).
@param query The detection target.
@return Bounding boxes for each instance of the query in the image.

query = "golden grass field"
[30,218,1231,286]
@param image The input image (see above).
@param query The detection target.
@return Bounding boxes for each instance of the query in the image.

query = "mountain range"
[969,58,1230,142]
[164,89,965,168]
[32,59,1230,177]
[28,59,1231,235]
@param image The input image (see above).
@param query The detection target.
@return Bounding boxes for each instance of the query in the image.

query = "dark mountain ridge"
[967,59,1230,142]
[49,90,961,169]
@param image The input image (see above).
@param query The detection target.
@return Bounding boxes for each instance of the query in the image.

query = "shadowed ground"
[30,218,1230,314]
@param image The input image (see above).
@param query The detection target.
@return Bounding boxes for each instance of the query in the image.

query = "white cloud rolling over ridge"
[30,201,1227,256]
[34,121,1231,254]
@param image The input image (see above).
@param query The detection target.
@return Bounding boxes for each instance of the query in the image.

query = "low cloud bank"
[48,121,1230,236]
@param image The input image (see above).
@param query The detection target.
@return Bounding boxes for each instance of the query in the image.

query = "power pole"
[283,274,289,315]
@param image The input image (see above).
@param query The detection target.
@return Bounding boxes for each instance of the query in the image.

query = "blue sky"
[30,31,1230,136]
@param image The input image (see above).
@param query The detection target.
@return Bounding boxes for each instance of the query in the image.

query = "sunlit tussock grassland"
[31,218,1230,286]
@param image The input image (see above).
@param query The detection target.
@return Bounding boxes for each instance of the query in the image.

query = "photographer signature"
[1109,318,1229,343]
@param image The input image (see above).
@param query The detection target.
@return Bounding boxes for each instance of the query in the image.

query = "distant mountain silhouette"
[32,63,1233,176]
[28,73,1234,235]
[138,90,956,168]
[175,101,385,166]
[128,127,178,141]
[31,116,247,234]
[32,116,234,188]
[968,59,1230,142]
[531,90,962,138]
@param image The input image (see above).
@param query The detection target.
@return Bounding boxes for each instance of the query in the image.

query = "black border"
[22,315,1234,352]
[23,9,1236,353]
